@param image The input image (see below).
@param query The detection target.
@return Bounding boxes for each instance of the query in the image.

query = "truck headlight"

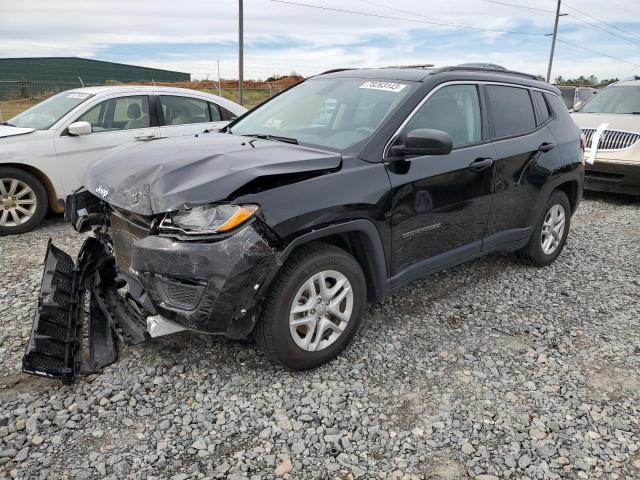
[160,204,259,234]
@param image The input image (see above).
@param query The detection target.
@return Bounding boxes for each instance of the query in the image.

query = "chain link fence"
[0,78,297,121]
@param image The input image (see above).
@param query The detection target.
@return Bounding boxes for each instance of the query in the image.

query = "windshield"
[8,91,94,129]
[580,85,640,114]
[230,78,416,151]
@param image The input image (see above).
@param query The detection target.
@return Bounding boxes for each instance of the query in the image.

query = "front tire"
[254,243,367,370]
[0,167,48,235]
[518,190,571,267]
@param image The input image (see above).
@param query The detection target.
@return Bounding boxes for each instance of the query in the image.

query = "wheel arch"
[0,163,62,213]
[555,178,581,213]
[278,220,389,303]
[527,169,583,227]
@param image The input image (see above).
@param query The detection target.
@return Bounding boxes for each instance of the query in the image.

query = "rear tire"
[518,190,571,267]
[0,167,48,235]
[254,243,367,370]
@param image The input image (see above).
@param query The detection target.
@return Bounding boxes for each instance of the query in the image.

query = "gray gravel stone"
[0,194,639,479]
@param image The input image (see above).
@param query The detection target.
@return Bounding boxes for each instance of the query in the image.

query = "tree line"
[553,75,619,88]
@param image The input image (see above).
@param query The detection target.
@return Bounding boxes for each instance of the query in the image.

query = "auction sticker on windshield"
[359,81,406,93]
[68,93,90,99]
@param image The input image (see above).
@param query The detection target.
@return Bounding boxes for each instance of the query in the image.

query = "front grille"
[582,128,640,151]
[110,213,149,273]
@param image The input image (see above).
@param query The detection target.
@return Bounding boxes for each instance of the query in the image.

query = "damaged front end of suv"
[21,127,344,382]
[23,188,286,382]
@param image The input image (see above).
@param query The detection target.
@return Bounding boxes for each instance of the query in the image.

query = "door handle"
[538,142,555,153]
[134,133,156,140]
[468,157,494,171]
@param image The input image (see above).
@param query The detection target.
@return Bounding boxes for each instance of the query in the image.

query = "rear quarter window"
[487,85,536,138]
[532,90,551,124]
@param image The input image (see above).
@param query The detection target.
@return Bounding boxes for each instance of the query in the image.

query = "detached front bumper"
[585,161,640,196]
[22,238,147,382]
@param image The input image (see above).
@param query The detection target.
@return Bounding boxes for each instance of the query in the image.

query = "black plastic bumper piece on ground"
[22,238,147,382]
[22,240,84,382]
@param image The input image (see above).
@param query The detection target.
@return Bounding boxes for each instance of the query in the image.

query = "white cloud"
[1,0,639,80]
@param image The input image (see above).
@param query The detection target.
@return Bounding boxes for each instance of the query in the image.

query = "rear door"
[54,94,160,196]
[386,83,496,277]
[157,95,228,137]
[482,84,556,248]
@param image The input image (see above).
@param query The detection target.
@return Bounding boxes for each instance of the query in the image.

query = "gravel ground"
[1,192,639,480]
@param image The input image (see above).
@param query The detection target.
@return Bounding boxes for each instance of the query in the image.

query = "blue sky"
[1,0,639,81]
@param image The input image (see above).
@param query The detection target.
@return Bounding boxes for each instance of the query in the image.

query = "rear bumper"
[585,161,640,196]
[129,225,280,338]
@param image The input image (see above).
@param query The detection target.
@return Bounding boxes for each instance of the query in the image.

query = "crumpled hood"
[571,112,640,133]
[84,132,342,215]
[0,125,36,138]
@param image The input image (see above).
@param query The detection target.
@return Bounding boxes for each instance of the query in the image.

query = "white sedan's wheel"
[0,167,48,235]
[0,178,38,227]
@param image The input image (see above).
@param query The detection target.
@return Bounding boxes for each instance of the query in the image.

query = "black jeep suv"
[23,65,584,381]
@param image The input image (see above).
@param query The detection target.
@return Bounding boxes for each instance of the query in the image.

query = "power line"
[357,0,440,21]
[562,2,640,41]
[556,38,640,68]
[565,13,640,47]
[270,0,547,36]
[479,0,555,14]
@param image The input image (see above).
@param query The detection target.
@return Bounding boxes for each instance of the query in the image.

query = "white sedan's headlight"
[160,204,258,235]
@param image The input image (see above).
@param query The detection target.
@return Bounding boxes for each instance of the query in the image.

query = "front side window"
[230,78,416,152]
[77,95,150,132]
[160,96,211,125]
[580,86,640,114]
[9,91,93,130]
[397,84,482,147]
[487,85,536,138]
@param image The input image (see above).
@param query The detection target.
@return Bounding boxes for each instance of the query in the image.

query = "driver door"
[386,84,496,277]
[54,94,160,196]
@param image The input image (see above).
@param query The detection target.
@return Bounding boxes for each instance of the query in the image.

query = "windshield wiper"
[244,133,299,145]
[1,121,16,127]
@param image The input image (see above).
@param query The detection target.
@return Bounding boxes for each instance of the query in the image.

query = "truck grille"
[110,213,149,273]
[582,128,640,151]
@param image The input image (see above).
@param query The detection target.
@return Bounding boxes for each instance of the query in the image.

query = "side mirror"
[573,100,583,111]
[68,121,92,136]
[391,128,454,158]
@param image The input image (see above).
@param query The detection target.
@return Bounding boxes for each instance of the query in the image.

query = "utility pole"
[239,0,244,106]
[217,59,221,97]
[546,0,562,83]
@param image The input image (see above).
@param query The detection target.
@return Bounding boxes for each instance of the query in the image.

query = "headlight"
[160,204,259,235]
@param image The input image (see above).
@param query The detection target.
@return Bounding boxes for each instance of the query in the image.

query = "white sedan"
[0,86,246,234]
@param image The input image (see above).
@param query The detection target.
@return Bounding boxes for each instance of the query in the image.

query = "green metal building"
[0,57,190,99]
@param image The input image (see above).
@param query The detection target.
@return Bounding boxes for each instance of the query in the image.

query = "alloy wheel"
[540,203,566,255]
[0,178,38,227]
[289,270,354,352]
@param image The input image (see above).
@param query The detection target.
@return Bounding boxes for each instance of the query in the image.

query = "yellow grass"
[0,98,41,121]
[0,87,274,121]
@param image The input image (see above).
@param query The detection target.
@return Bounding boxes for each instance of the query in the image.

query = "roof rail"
[317,68,355,75]
[384,64,435,69]
[435,65,539,80]
[457,62,506,70]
